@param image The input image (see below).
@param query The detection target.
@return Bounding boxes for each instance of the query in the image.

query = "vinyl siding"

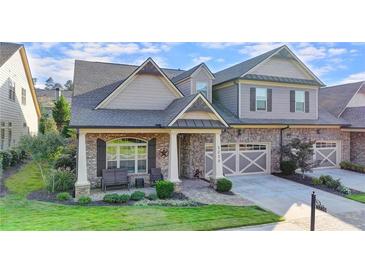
[105,74,178,110]
[213,84,238,116]
[347,92,365,107]
[250,56,313,80]
[176,78,191,97]
[191,68,213,102]
[0,50,38,150]
[240,83,318,119]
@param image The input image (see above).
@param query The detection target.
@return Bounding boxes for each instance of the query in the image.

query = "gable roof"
[319,81,365,117]
[0,42,22,67]
[213,45,324,86]
[341,106,365,129]
[171,63,214,83]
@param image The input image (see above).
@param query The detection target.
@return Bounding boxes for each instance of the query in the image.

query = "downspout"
[280,125,290,163]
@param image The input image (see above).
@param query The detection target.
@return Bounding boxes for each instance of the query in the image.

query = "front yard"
[0,162,282,231]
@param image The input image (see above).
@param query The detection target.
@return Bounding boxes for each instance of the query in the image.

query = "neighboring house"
[320,81,365,166]
[0,43,40,150]
[70,45,355,197]
[36,88,72,115]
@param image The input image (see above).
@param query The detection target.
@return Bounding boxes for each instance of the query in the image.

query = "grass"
[346,194,365,204]
[0,162,282,231]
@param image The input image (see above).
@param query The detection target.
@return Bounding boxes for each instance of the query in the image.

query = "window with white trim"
[295,90,305,112]
[21,88,26,105]
[8,122,12,147]
[256,88,267,111]
[106,138,148,174]
[9,81,15,101]
[196,82,208,98]
[0,122,5,149]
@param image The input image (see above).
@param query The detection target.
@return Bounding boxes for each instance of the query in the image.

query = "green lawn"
[0,162,282,231]
[346,194,365,204]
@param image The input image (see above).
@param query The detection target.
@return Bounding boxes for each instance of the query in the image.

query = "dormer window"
[256,88,267,111]
[196,82,208,98]
[295,90,305,112]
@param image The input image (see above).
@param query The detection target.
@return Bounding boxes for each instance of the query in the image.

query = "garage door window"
[315,142,336,148]
[222,144,236,152]
[240,144,266,151]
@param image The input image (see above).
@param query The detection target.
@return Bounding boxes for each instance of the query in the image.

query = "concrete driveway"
[228,174,365,231]
[309,168,365,192]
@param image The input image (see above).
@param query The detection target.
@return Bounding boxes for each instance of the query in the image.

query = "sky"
[23,42,365,88]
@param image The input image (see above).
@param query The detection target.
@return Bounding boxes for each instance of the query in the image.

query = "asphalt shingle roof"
[243,74,320,86]
[319,81,365,117]
[341,106,365,129]
[0,42,22,67]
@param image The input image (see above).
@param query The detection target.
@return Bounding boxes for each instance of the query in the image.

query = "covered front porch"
[74,128,225,197]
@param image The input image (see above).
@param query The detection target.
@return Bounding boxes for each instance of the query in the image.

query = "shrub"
[312,177,321,185]
[280,160,297,175]
[56,192,72,201]
[146,193,158,201]
[78,196,92,205]
[54,154,76,170]
[9,149,20,166]
[216,178,232,193]
[340,161,365,173]
[119,194,130,203]
[0,151,12,169]
[319,175,341,190]
[156,180,174,199]
[336,185,351,195]
[135,199,200,207]
[103,193,121,203]
[130,191,145,201]
[46,169,76,192]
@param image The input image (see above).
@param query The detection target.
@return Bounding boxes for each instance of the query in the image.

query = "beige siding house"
[0,43,40,150]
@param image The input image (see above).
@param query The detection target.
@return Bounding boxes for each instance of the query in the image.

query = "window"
[106,138,148,174]
[295,90,305,112]
[196,82,208,97]
[9,81,15,101]
[239,144,267,151]
[256,88,267,111]
[8,123,12,148]
[21,88,26,105]
[0,122,5,149]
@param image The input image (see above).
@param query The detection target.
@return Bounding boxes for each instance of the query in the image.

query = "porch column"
[212,131,224,180]
[168,130,181,189]
[75,131,90,198]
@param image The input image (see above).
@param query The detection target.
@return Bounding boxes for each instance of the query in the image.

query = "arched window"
[106,138,148,174]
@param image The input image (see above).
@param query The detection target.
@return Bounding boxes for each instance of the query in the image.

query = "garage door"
[205,143,270,177]
[314,141,339,168]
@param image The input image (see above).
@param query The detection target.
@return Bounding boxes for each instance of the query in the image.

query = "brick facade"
[350,132,365,165]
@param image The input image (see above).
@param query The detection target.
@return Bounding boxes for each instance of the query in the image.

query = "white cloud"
[216,58,225,63]
[295,46,327,62]
[200,42,246,49]
[238,42,284,57]
[192,56,212,65]
[328,48,347,56]
[340,71,365,84]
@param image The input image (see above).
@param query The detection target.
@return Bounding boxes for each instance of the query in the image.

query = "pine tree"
[45,77,55,90]
[52,95,71,132]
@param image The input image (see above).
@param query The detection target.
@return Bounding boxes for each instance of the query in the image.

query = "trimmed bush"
[54,154,76,171]
[119,194,130,203]
[0,151,12,169]
[56,192,72,201]
[336,185,351,195]
[280,160,297,175]
[312,177,321,185]
[46,169,76,192]
[156,180,174,199]
[319,175,341,190]
[131,191,145,201]
[146,193,158,201]
[216,178,232,193]
[78,196,92,205]
[340,161,365,173]
[9,149,20,166]
[103,193,121,203]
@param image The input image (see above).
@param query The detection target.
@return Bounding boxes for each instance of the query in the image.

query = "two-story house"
[0,43,40,150]
[70,45,353,197]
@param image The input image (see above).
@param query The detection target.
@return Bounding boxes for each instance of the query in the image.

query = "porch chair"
[101,169,115,192]
[115,168,130,190]
[150,168,163,186]
[101,168,129,191]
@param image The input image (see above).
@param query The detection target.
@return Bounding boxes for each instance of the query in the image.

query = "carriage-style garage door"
[314,141,340,168]
[205,143,270,177]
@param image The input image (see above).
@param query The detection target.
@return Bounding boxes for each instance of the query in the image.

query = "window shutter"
[96,138,106,177]
[148,138,156,173]
[250,87,256,111]
[290,90,295,112]
[267,89,272,112]
[305,91,310,113]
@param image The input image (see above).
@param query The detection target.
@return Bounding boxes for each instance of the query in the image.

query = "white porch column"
[75,131,90,198]
[212,132,224,180]
[168,130,181,187]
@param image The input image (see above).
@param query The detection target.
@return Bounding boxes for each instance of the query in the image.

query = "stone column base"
[75,184,90,199]
[174,181,182,193]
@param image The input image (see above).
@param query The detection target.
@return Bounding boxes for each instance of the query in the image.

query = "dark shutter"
[250,87,256,111]
[148,138,156,173]
[290,90,295,112]
[305,91,310,113]
[267,88,272,112]
[96,138,106,177]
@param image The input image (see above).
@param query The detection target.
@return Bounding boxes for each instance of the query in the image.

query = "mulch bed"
[274,173,364,197]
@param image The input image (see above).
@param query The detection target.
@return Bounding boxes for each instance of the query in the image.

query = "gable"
[104,74,179,110]
[346,84,365,108]
[250,55,313,80]
[192,66,213,82]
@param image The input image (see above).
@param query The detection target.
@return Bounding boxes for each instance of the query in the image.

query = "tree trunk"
[36,162,45,184]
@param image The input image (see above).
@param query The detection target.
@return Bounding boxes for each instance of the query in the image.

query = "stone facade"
[350,132,365,165]
[85,133,169,188]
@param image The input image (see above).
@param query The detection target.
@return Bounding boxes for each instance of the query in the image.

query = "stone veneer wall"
[350,132,365,165]
[85,133,169,187]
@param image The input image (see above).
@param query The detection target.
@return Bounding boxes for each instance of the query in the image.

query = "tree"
[45,77,55,90]
[52,95,71,133]
[39,115,58,134]
[282,138,315,178]
[53,83,63,90]
[64,80,74,91]
[19,133,65,183]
